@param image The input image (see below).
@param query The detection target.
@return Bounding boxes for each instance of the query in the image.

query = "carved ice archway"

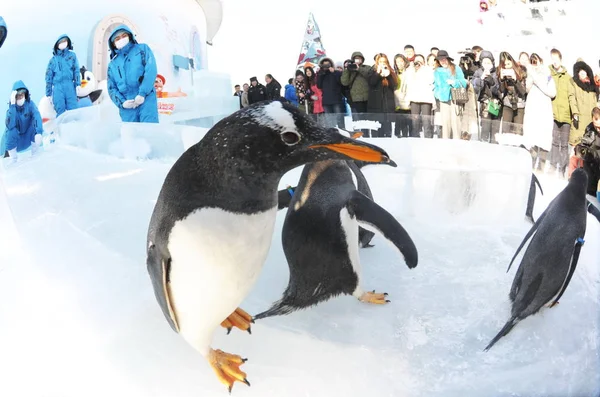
[91,14,141,82]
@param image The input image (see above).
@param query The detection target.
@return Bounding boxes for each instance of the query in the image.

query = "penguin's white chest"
[340,207,362,278]
[166,206,278,354]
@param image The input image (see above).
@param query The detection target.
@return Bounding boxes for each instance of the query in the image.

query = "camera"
[347,60,358,71]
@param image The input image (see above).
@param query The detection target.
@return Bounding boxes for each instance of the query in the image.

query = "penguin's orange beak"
[81,80,88,88]
[309,142,395,165]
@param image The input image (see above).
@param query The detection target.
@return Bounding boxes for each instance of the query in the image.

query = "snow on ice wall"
[0,129,598,397]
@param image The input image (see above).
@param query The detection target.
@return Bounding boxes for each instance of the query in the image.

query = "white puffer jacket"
[404,65,435,105]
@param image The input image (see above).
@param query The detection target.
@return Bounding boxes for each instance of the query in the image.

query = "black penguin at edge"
[485,168,590,351]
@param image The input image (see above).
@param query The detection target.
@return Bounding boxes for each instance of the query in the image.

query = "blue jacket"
[107,24,157,108]
[3,81,43,151]
[284,84,298,106]
[434,66,467,102]
[45,34,81,97]
[0,17,6,48]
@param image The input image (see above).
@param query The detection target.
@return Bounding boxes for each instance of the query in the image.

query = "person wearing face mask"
[0,17,7,49]
[44,35,81,117]
[472,51,501,143]
[107,25,159,123]
[2,81,43,163]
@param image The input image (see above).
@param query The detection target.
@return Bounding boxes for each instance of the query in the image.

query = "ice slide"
[0,128,598,397]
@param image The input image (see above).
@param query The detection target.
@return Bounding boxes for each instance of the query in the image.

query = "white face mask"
[58,41,68,50]
[114,36,129,50]
[16,98,25,106]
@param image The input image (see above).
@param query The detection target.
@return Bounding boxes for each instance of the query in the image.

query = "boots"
[31,134,42,156]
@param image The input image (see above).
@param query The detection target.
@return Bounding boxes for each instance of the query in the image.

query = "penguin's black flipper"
[533,174,543,195]
[525,176,537,224]
[88,89,103,104]
[507,210,548,273]
[147,244,180,333]
[587,200,600,223]
[347,190,418,269]
[277,186,296,210]
[548,238,585,308]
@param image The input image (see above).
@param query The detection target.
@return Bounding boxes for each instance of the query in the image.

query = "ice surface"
[0,135,599,397]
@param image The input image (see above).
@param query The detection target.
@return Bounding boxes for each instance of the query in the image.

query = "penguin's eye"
[280,131,301,146]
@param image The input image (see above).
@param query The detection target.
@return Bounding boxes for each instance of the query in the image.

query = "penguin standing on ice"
[484,168,590,351]
[254,159,418,320]
[146,100,395,392]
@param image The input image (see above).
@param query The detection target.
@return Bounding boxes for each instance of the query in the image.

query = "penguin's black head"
[208,100,396,174]
[568,168,588,193]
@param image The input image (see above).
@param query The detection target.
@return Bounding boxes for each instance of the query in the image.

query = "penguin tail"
[253,300,297,321]
[484,317,519,352]
[533,174,544,195]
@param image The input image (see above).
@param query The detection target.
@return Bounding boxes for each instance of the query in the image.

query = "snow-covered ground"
[0,136,598,397]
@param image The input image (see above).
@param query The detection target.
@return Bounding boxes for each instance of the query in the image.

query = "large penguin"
[254,159,418,320]
[146,100,395,392]
[484,168,590,351]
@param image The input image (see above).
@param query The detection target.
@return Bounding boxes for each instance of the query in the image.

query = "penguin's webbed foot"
[208,348,250,393]
[358,290,390,304]
[221,307,254,335]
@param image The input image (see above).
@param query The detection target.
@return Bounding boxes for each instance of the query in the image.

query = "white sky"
[207,0,596,90]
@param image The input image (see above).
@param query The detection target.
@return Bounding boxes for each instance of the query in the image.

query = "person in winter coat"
[548,48,576,177]
[248,77,267,105]
[569,59,598,146]
[580,107,600,195]
[265,74,282,100]
[497,52,527,135]
[2,81,43,163]
[0,17,7,48]
[304,66,323,116]
[107,25,158,123]
[472,50,501,143]
[284,78,298,106]
[341,51,371,134]
[403,54,435,138]
[433,50,467,139]
[317,57,344,127]
[45,34,81,117]
[393,54,412,138]
[241,83,249,108]
[367,53,399,137]
[523,53,556,171]
[294,70,310,113]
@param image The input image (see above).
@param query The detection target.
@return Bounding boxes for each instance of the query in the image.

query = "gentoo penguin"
[484,168,589,351]
[278,160,379,248]
[525,173,543,224]
[146,100,395,392]
[254,159,418,320]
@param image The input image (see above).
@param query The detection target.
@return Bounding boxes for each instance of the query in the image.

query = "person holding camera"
[341,51,371,135]
[367,53,398,137]
[472,51,501,143]
[578,107,600,196]
[317,57,344,127]
[497,52,527,135]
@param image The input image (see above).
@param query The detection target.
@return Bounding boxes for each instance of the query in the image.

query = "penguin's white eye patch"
[280,131,301,146]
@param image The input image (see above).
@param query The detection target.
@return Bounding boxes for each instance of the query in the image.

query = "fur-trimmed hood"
[573,60,598,93]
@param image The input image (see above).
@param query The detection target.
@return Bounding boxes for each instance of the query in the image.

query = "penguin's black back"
[256,160,361,318]
[510,172,588,319]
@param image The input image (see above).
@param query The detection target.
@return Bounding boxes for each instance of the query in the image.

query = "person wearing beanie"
[248,76,267,105]
[472,50,501,143]
[341,51,371,136]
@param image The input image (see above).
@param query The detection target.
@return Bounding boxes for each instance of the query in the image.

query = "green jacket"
[549,65,575,124]
[341,51,371,103]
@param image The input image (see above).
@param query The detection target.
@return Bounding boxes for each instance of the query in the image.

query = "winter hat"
[335,61,343,68]
[156,74,166,85]
[436,50,454,62]
[479,50,495,64]
[249,76,258,83]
